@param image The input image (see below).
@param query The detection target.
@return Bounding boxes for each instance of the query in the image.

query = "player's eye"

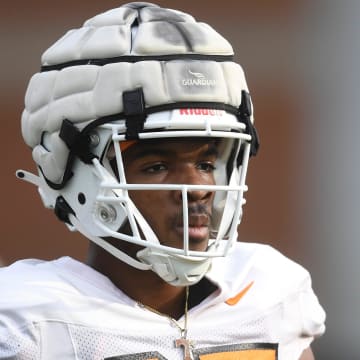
[143,163,167,173]
[197,162,216,172]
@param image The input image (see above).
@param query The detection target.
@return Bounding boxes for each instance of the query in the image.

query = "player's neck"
[87,242,187,319]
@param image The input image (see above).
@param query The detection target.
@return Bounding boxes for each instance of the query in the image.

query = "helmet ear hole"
[78,193,86,205]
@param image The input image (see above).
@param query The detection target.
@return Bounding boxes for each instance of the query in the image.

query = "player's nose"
[171,165,214,203]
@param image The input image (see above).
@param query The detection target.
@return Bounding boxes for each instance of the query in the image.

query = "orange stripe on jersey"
[225,281,254,306]
[199,348,276,360]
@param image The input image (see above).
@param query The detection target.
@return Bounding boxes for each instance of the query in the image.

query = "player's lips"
[175,214,210,240]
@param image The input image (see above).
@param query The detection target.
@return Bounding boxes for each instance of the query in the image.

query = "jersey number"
[105,343,278,360]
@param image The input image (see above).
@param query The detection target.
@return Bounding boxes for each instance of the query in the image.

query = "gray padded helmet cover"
[21,2,251,184]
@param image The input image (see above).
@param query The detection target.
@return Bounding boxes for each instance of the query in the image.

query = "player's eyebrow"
[125,141,219,161]
[202,143,219,158]
[129,147,171,160]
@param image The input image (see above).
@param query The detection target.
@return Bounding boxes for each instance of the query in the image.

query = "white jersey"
[0,242,325,360]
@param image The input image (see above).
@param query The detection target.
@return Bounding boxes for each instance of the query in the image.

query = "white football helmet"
[17,2,259,286]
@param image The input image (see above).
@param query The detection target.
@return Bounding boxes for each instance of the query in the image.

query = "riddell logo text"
[179,109,224,116]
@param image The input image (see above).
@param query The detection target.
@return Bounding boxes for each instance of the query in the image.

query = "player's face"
[122,138,217,251]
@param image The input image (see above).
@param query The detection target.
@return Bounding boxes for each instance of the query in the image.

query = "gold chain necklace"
[137,286,194,360]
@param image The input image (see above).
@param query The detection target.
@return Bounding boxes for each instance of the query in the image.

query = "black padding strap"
[42,119,98,190]
[41,54,234,72]
[123,88,147,139]
[238,90,260,157]
[59,119,96,164]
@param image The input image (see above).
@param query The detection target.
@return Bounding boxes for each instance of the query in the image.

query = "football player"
[0,3,325,359]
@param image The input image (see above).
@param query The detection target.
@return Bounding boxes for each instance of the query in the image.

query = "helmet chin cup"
[137,248,212,287]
